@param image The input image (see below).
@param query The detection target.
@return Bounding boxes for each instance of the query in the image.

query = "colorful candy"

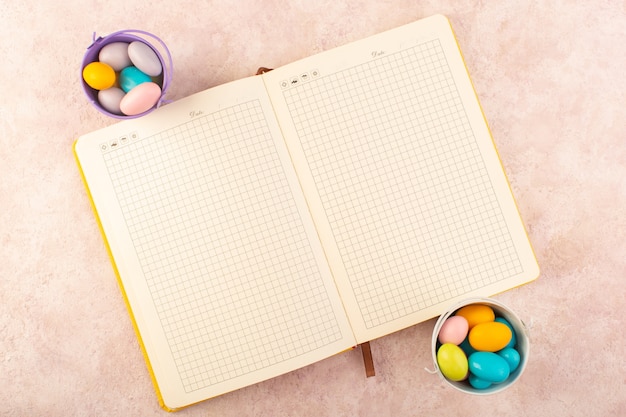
[97,87,126,115]
[435,303,523,391]
[82,40,163,116]
[120,82,162,116]
[468,373,492,390]
[459,336,477,357]
[468,352,510,383]
[497,347,521,373]
[495,317,517,349]
[436,343,468,382]
[128,40,162,76]
[437,315,468,345]
[82,62,116,90]
[468,321,512,352]
[98,41,132,71]
[455,304,496,329]
[119,66,151,92]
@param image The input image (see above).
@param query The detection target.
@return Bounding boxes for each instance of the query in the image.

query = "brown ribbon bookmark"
[360,342,375,377]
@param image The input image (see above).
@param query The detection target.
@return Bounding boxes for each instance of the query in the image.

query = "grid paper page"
[282,39,523,329]
[101,100,344,392]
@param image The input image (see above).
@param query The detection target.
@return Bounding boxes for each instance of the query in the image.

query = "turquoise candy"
[497,347,521,373]
[468,352,510,383]
[469,373,492,390]
[495,317,517,349]
[119,66,151,93]
[459,335,478,357]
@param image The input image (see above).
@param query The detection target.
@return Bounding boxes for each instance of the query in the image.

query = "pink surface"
[1,1,625,416]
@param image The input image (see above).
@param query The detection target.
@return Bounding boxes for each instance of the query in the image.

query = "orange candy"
[455,304,495,329]
[468,321,513,352]
[82,62,116,90]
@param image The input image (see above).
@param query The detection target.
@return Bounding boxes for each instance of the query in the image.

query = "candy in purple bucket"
[81,29,173,119]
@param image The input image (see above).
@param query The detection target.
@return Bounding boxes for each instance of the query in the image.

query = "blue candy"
[119,66,151,93]
[468,351,510,383]
[468,373,492,390]
[459,335,478,357]
[497,347,521,373]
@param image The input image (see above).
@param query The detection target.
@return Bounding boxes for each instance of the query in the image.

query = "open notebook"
[74,15,539,411]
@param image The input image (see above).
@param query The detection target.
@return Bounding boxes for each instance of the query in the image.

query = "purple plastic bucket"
[81,29,173,119]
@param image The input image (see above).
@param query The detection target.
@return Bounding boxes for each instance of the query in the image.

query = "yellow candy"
[468,321,513,352]
[455,304,495,329]
[82,61,116,90]
[437,343,468,381]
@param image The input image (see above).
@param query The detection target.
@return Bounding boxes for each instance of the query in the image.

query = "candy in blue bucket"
[81,29,173,119]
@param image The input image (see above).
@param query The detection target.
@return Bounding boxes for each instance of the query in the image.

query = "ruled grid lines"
[283,39,523,328]
[102,100,343,392]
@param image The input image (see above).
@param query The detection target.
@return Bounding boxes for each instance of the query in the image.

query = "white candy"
[128,41,162,77]
[98,87,126,115]
[98,42,132,72]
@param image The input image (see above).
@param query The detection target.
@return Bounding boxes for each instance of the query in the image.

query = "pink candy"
[437,315,469,345]
[120,82,162,116]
